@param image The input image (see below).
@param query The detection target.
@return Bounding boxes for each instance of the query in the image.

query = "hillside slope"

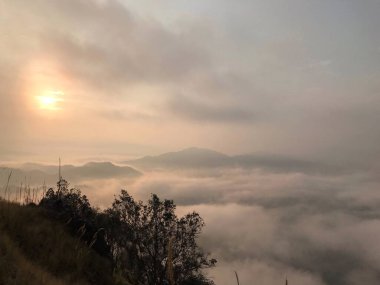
[0,200,114,285]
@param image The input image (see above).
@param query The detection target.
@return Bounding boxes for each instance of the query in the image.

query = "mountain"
[0,162,141,188]
[125,147,231,169]
[125,147,348,175]
[62,162,141,180]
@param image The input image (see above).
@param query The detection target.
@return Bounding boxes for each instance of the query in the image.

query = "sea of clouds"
[69,165,380,285]
[2,161,380,284]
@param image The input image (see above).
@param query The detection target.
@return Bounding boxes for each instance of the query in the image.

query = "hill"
[0,200,114,285]
[0,180,216,285]
[125,147,231,169]
[0,162,141,187]
[125,147,347,175]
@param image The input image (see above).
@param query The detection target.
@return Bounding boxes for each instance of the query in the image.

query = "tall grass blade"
[235,271,240,285]
[3,170,13,200]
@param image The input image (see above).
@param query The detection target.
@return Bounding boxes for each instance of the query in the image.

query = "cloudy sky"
[1,0,380,166]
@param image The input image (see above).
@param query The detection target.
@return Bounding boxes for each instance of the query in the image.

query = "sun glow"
[36,90,64,110]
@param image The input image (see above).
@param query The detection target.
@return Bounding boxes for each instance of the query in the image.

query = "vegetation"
[0,200,113,285]
[106,190,216,285]
[0,178,216,285]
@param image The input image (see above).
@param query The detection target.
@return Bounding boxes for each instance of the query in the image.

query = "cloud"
[0,1,206,161]
[2,0,380,167]
[6,0,210,92]
[122,167,380,285]
[3,159,380,284]
[167,95,255,123]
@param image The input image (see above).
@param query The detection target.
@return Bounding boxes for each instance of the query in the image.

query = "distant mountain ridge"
[126,147,231,168]
[0,162,141,187]
[125,147,348,175]
[0,148,350,190]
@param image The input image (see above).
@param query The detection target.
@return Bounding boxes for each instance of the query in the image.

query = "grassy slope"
[0,201,114,285]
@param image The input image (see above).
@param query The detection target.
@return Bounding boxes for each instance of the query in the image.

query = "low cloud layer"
[129,168,380,285]
[2,157,380,284]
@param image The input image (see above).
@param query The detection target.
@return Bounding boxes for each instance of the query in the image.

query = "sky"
[1,0,380,166]
[2,1,380,284]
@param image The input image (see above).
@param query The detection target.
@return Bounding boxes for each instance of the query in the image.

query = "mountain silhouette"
[0,162,141,187]
[126,147,348,175]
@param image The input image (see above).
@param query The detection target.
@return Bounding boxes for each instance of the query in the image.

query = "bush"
[106,190,216,285]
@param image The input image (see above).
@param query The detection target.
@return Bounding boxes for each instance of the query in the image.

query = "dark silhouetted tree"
[107,190,216,285]
[39,180,111,259]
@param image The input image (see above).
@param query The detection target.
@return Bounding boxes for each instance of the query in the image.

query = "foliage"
[1,177,216,285]
[39,180,111,259]
[0,200,114,285]
[106,190,216,285]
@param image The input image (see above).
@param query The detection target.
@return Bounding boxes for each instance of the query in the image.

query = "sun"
[36,90,64,111]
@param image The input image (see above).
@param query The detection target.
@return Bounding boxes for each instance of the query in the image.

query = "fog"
[3,160,376,285]
[2,0,380,283]
[82,165,380,284]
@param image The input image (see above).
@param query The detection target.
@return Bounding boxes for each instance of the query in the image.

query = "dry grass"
[0,232,67,285]
[0,200,114,285]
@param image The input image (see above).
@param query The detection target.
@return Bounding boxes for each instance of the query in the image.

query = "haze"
[1,1,380,284]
